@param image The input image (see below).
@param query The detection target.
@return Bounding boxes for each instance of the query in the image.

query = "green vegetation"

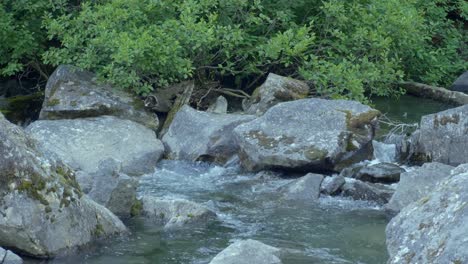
[1,0,467,102]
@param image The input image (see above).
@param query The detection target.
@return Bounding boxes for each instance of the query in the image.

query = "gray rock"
[372,140,397,163]
[279,173,324,202]
[451,71,468,93]
[415,105,468,166]
[83,159,139,217]
[385,162,453,215]
[27,116,164,176]
[245,73,309,115]
[207,96,228,114]
[162,105,255,164]
[234,98,380,172]
[209,239,282,264]
[355,163,404,184]
[341,178,394,205]
[0,248,23,264]
[141,196,217,229]
[40,65,158,130]
[0,113,127,258]
[386,169,468,264]
[320,175,346,195]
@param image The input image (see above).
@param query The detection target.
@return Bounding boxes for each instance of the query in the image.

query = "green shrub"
[1,0,466,102]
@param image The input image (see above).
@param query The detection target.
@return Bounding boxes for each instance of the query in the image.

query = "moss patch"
[303,146,328,161]
[130,199,143,217]
[248,130,295,149]
[433,113,460,128]
[47,98,61,107]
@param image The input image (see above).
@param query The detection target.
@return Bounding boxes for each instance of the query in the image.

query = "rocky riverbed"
[1,65,467,264]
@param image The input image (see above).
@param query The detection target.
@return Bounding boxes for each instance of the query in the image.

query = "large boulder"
[40,65,158,130]
[279,173,324,203]
[415,105,468,166]
[209,239,282,264]
[386,167,468,263]
[162,105,255,164]
[140,196,217,229]
[0,114,127,258]
[27,116,164,176]
[244,73,309,115]
[450,71,468,93]
[385,162,453,215]
[234,98,380,172]
[0,248,22,264]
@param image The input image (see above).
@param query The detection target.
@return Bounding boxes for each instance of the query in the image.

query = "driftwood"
[400,81,468,106]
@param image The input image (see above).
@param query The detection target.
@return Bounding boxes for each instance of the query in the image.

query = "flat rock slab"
[209,239,282,264]
[354,162,404,184]
[40,65,158,130]
[342,178,394,205]
[234,98,379,172]
[27,116,164,176]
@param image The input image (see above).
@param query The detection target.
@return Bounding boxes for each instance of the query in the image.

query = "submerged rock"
[140,196,217,229]
[162,105,255,164]
[40,65,158,130]
[341,178,394,205]
[245,73,309,115]
[0,247,23,264]
[27,116,164,176]
[234,98,379,172]
[209,239,282,264]
[415,104,468,166]
[386,168,468,263]
[279,173,323,202]
[385,162,453,215]
[320,175,346,195]
[0,113,127,258]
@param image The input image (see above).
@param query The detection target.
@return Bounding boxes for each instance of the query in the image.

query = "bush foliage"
[1,0,467,101]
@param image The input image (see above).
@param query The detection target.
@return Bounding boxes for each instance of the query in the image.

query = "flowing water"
[45,160,388,264]
[31,94,454,264]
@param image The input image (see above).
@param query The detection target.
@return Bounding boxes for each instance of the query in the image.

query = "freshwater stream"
[32,95,451,264]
